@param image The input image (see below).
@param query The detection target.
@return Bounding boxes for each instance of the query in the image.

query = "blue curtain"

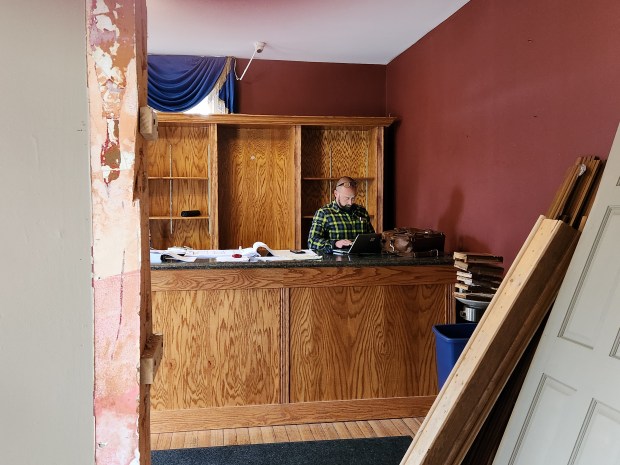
[147,55,235,113]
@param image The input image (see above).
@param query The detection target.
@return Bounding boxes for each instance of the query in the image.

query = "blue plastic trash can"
[432,323,477,389]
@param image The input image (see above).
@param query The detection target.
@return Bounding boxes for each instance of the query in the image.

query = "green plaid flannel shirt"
[307,201,375,252]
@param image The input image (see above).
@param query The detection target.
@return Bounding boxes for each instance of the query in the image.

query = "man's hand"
[335,239,353,248]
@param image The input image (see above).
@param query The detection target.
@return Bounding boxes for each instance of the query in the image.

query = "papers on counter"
[215,248,322,262]
[151,245,321,263]
[257,250,321,261]
[150,249,197,263]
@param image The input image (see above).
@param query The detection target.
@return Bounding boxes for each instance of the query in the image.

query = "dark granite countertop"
[151,251,454,270]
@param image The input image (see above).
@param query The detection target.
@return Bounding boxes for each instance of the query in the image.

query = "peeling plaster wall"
[87,0,150,464]
[0,1,94,464]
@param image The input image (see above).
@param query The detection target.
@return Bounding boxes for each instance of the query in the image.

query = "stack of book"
[453,252,504,301]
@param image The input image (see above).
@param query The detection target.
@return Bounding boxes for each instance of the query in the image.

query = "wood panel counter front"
[150,254,456,433]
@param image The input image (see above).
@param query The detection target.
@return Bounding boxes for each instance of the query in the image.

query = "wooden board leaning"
[400,217,580,465]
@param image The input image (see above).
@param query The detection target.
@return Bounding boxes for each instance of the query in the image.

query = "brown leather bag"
[381,228,445,255]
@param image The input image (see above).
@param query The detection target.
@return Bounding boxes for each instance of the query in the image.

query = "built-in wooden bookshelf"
[146,124,215,249]
[146,114,395,250]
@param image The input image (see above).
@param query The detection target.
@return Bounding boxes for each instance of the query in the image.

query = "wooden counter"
[150,254,456,433]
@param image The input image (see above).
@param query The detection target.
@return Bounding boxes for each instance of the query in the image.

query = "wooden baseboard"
[151,396,436,433]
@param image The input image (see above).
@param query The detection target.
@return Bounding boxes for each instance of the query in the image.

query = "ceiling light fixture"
[236,41,266,81]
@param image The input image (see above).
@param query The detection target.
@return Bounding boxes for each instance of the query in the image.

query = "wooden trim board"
[546,156,602,229]
[157,113,397,128]
[460,318,546,465]
[565,156,601,227]
[151,396,436,433]
[546,162,582,219]
[401,217,580,465]
[280,287,290,404]
[151,265,456,291]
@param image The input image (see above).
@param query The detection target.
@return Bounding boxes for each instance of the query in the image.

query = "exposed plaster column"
[87,0,151,464]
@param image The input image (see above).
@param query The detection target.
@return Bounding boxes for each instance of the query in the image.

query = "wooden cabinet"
[146,114,395,250]
[149,260,456,433]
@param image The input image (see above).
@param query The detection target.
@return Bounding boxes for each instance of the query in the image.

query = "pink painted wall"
[386,0,620,267]
[235,59,386,116]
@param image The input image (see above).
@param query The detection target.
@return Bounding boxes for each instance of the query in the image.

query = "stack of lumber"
[400,151,608,465]
[453,252,504,302]
[546,155,602,230]
[401,217,580,465]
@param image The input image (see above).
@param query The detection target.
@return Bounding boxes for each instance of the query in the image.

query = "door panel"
[571,400,620,465]
[559,208,620,348]
[508,375,576,465]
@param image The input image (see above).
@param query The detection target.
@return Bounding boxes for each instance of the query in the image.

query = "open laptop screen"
[332,233,382,255]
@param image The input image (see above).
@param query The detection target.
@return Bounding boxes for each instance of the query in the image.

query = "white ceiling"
[147,0,469,65]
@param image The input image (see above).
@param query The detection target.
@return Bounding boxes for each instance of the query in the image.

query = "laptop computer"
[332,233,382,255]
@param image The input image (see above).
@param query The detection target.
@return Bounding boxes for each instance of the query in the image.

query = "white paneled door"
[493,123,620,465]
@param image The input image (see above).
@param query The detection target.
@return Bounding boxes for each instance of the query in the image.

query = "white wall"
[0,1,94,464]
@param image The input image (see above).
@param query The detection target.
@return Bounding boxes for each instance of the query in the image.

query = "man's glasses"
[336,180,357,188]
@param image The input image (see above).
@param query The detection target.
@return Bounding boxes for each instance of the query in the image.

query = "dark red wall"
[235,59,386,116]
[386,0,620,267]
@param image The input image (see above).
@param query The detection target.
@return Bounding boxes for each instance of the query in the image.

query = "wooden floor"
[152,417,424,450]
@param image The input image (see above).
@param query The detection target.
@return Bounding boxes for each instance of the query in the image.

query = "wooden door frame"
[87,1,151,464]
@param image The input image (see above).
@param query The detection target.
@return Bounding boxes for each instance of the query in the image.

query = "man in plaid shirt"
[307,176,375,252]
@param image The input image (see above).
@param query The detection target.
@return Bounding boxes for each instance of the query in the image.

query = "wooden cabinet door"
[289,284,449,402]
[151,288,282,410]
[217,125,297,249]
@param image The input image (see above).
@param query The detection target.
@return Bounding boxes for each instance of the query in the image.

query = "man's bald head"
[334,177,358,209]
[335,177,357,190]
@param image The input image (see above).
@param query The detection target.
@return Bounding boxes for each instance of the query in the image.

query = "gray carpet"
[152,435,413,465]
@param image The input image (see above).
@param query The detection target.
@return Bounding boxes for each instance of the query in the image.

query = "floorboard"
[151,417,424,450]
